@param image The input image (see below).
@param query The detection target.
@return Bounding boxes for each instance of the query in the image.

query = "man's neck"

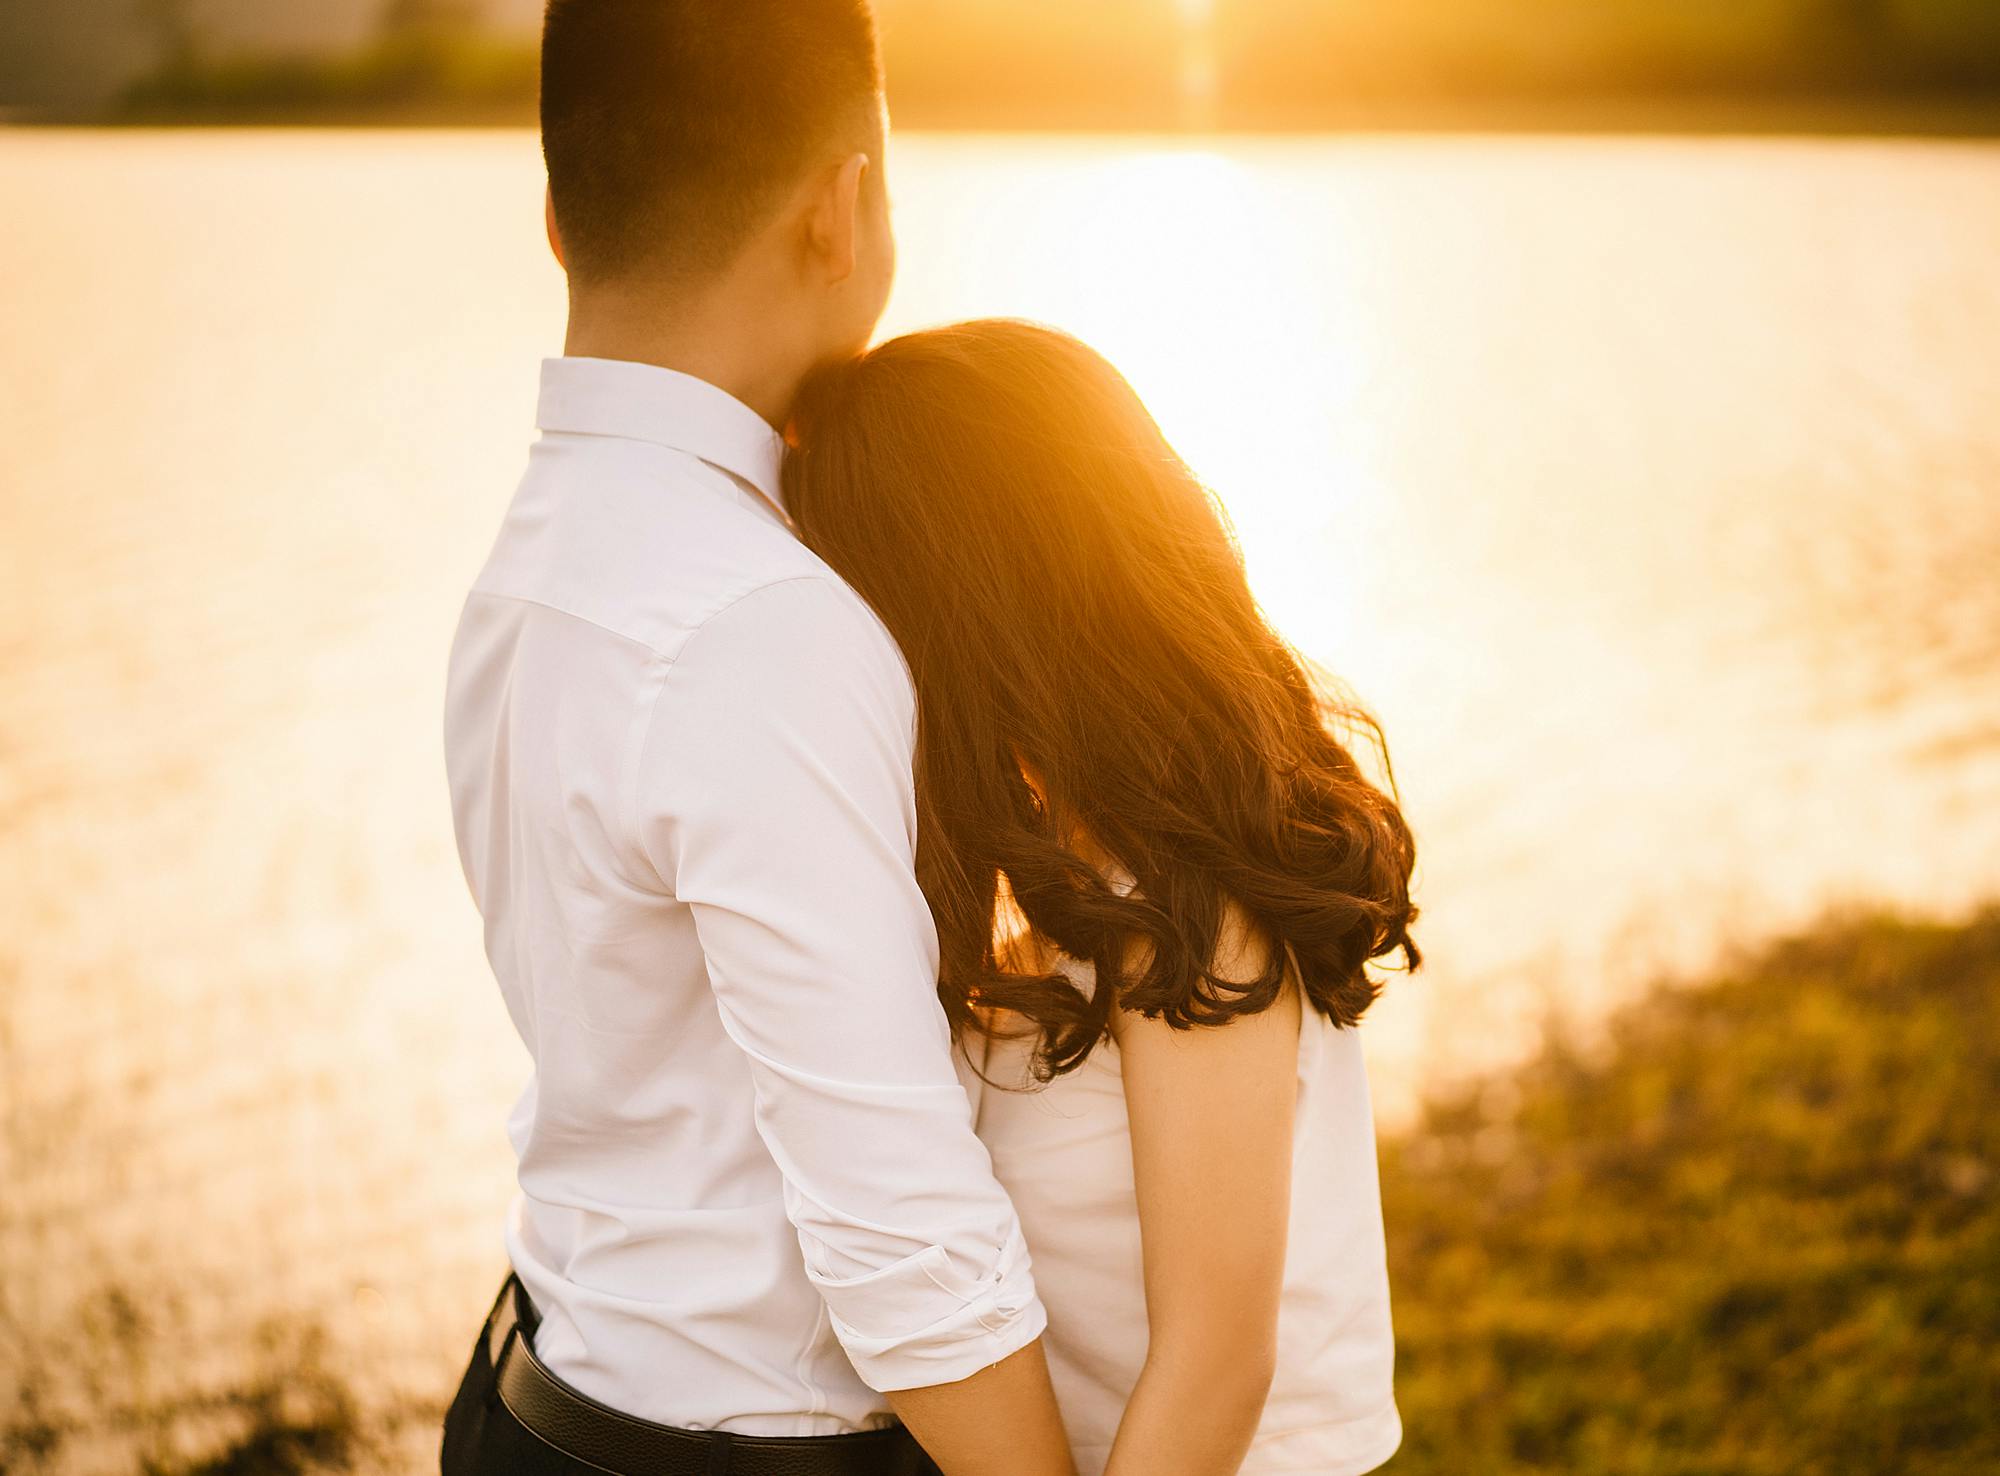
[564,284,807,430]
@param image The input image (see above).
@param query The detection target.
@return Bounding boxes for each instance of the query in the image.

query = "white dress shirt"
[444,356,1046,1434]
[964,959,1402,1476]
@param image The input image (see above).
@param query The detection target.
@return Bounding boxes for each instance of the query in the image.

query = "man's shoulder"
[471,445,889,672]
[671,568,909,691]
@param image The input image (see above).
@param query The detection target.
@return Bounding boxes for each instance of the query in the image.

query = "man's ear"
[545,184,567,271]
[806,152,869,286]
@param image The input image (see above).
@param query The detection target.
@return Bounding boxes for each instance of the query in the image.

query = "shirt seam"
[464,573,833,668]
[624,574,878,890]
[794,1290,833,1425]
[463,574,844,903]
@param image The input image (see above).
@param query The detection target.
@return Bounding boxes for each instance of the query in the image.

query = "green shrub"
[1382,908,2000,1474]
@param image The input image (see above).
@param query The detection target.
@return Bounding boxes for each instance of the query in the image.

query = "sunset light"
[5,2,2000,1474]
[1176,0,1218,129]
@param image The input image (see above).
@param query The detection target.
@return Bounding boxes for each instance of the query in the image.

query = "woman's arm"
[1102,911,1301,1476]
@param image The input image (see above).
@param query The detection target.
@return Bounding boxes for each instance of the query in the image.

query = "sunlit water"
[2,129,1997,1469]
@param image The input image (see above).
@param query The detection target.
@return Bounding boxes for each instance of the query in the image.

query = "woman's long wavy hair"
[785,320,1418,1079]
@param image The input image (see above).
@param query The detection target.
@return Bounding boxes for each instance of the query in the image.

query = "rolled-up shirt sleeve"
[635,574,1046,1392]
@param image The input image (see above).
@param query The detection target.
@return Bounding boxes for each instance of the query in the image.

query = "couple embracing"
[441,4,1417,1473]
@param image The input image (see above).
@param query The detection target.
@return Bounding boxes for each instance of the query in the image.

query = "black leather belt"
[489,1276,937,1476]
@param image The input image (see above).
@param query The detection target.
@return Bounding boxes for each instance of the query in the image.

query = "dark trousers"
[442,1275,944,1476]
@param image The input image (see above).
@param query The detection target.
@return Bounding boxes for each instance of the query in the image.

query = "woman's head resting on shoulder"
[785,320,1419,1078]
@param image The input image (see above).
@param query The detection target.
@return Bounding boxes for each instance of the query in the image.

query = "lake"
[2,129,1997,1469]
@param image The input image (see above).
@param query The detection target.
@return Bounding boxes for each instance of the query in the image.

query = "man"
[439,4,1075,1472]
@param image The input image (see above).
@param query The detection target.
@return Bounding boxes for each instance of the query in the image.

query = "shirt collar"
[535,356,787,512]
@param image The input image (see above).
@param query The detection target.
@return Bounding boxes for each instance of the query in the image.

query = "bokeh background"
[2,3,1998,1472]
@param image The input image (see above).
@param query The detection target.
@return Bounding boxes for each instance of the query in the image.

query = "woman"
[784,320,1419,1476]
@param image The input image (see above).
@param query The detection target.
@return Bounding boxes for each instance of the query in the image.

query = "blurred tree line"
[1208,0,2000,125]
[117,0,535,123]
[99,0,2000,126]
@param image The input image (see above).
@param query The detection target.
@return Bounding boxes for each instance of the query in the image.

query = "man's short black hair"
[541,0,882,284]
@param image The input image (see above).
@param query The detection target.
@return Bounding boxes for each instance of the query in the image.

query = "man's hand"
[887,1338,1077,1476]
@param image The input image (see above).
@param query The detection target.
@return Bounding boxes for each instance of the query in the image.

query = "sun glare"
[886,141,1382,658]
[1176,0,1218,129]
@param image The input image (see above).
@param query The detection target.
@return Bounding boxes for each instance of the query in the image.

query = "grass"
[1,1304,363,1476]
[1380,907,2000,1474]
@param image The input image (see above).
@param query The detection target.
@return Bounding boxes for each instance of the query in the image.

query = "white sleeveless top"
[959,961,1401,1475]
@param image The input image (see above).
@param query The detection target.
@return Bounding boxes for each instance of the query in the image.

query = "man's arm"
[887,1338,1073,1476]
[636,576,1071,1472]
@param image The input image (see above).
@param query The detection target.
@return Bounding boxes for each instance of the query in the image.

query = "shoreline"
[9,93,2000,139]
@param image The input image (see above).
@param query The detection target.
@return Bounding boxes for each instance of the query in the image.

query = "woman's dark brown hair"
[785,320,1418,1078]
